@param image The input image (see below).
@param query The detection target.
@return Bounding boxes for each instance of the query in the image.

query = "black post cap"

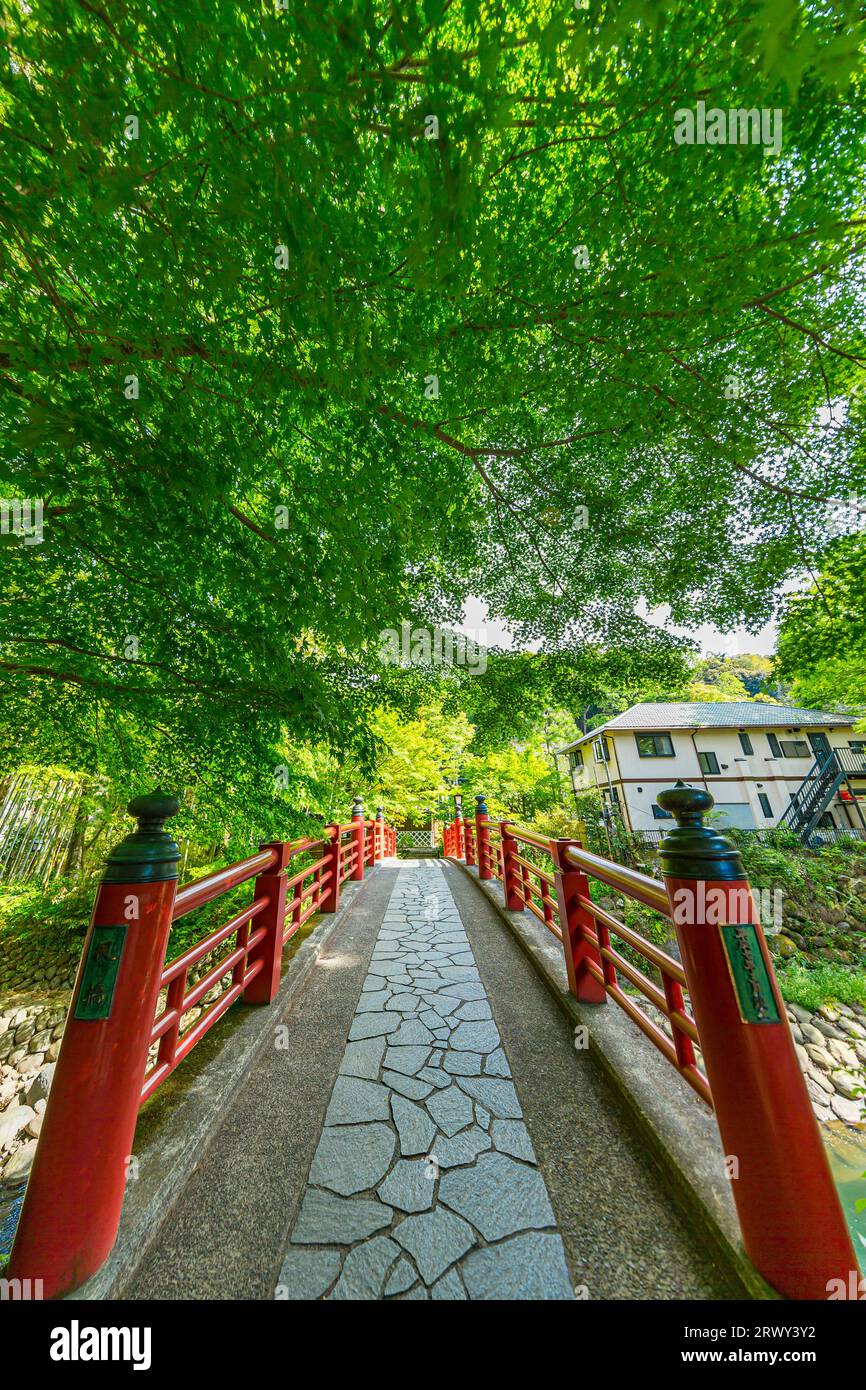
[657,781,746,881]
[102,787,181,884]
[351,795,364,818]
[375,805,384,820]
[475,794,489,815]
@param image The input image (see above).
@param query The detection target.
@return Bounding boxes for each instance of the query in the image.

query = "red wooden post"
[454,807,465,861]
[8,790,181,1299]
[499,821,523,910]
[464,816,476,867]
[475,796,492,880]
[243,841,289,1005]
[320,825,341,913]
[375,806,385,862]
[657,783,859,1301]
[351,796,365,880]
[550,838,606,1004]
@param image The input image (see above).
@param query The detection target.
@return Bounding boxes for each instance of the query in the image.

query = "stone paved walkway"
[275,862,575,1299]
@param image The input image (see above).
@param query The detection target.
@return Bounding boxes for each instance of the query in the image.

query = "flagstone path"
[275,861,575,1300]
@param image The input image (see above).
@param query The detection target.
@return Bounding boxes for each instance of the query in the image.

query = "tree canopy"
[776,531,866,714]
[1,0,864,831]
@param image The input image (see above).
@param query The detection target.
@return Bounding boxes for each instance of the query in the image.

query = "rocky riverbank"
[787,1000,866,1127]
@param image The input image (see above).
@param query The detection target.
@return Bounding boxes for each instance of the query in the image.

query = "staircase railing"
[8,791,395,1299]
[779,748,866,840]
[443,786,859,1301]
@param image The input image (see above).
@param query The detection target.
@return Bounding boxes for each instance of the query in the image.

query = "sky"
[458,595,778,658]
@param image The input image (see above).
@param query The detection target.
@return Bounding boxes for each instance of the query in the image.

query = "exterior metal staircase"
[779,748,866,845]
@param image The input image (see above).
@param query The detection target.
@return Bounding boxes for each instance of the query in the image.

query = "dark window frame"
[651,804,673,821]
[767,733,782,757]
[757,792,773,818]
[698,750,721,775]
[738,731,754,755]
[634,732,675,759]
[779,739,810,758]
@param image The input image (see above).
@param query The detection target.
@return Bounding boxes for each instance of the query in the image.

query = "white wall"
[567,724,860,831]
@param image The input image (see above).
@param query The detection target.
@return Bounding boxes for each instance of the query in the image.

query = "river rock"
[830,1093,864,1125]
[14,1053,44,1075]
[813,1020,844,1042]
[2,1139,37,1183]
[787,1004,813,1025]
[0,1105,36,1149]
[800,1022,823,1044]
[830,1070,863,1101]
[827,1039,858,1069]
[23,1063,55,1108]
[806,1066,834,1095]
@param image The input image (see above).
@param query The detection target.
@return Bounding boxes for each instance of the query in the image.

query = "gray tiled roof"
[559,701,854,751]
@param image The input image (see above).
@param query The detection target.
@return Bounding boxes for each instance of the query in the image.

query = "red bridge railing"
[443,790,859,1302]
[9,793,395,1298]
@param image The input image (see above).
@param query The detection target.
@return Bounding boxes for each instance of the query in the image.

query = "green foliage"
[369,703,473,824]
[775,960,866,1011]
[0,874,99,948]
[1,0,864,850]
[728,827,866,913]
[683,652,781,703]
[776,533,866,716]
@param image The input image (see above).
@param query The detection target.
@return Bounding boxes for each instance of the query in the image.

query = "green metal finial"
[102,787,181,884]
[657,781,746,881]
[475,793,488,815]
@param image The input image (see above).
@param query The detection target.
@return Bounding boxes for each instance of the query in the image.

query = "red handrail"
[172,848,278,919]
[444,796,859,1300]
[447,817,705,1100]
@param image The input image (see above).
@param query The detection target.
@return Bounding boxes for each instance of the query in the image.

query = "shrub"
[775,960,866,1011]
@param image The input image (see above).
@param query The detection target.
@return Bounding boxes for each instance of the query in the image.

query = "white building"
[558,702,866,844]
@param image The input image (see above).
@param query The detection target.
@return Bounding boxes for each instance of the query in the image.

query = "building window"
[738,732,754,755]
[593,737,610,763]
[850,741,866,755]
[652,804,673,820]
[780,739,810,758]
[767,733,782,756]
[817,812,835,829]
[698,751,720,775]
[635,733,674,758]
[568,749,584,771]
[757,793,773,818]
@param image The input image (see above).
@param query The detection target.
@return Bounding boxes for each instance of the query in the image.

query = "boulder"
[2,1139,38,1183]
[14,1053,44,1075]
[23,1063,55,1107]
[830,1069,863,1101]
[0,1105,36,1149]
[830,1093,864,1126]
[827,1039,859,1069]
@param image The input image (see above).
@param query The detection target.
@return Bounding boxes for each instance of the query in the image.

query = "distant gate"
[395,825,438,856]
